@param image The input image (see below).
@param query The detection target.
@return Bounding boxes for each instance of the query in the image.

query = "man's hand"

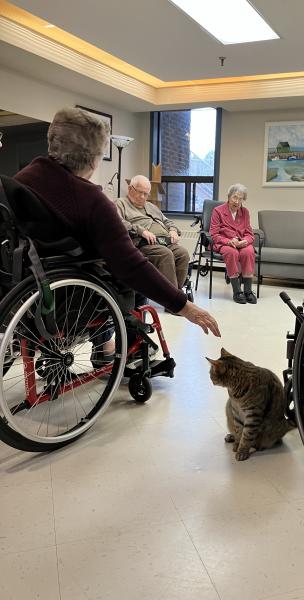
[169,230,179,244]
[178,301,221,337]
[237,239,248,248]
[142,230,157,244]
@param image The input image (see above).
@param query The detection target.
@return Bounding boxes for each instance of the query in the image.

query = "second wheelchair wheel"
[128,374,152,403]
[292,321,304,445]
[0,271,127,452]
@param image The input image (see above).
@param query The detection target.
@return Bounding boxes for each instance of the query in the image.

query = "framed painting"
[263,121,304,186]
[76,105,112,161]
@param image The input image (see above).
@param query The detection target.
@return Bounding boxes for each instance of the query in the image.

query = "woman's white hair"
[48,106,110,174]
[227,183,247,200]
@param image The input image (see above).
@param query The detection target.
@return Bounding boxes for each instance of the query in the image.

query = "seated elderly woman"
[209,183,257,304]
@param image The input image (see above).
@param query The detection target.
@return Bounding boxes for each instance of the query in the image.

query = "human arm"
[240,208,254,245]
[159,211,181,236]
[178,301,221,336]
[115,198,145,237]
[209,208,233,246]
[87,192,221,335]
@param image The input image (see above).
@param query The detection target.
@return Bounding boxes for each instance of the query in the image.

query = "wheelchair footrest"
[124,357,176,379]
[149,357,176,378]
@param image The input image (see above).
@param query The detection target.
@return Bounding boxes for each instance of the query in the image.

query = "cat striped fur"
[206,348,295,461]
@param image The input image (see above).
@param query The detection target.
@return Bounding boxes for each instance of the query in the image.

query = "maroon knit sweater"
[15,157,187,313]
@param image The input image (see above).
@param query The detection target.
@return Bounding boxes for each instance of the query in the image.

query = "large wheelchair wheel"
[292,321,304,444]
[0,271,127,452]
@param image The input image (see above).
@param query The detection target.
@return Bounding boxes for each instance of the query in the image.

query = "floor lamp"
[110,135,134,197]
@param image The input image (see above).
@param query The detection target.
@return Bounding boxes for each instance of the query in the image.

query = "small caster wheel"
[225,273,230,284]
[200,266,209,277]
[128,374,152,403]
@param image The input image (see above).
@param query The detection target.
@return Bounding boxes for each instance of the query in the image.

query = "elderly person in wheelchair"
[14,107,218,332]
[0,107,221,452]
[209,183,257,304]
[116,175,189,295]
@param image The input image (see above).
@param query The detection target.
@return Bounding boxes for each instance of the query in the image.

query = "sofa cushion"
[261,247,304,265]
[258,211,304,249]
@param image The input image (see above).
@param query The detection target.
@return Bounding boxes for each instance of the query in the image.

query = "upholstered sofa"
[257,210,304,281]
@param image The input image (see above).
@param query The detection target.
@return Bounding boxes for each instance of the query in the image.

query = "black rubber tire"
[292,321,304,445]
[0,269,126,452]
[128,374,152,403]
[199,266,209,277]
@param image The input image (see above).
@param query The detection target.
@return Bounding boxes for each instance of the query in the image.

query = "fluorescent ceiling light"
[169,0,279,44]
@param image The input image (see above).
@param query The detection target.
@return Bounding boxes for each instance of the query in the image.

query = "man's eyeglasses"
[132,185,149,198]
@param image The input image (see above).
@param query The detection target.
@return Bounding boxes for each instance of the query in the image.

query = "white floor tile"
[0,273,304,600]
[0,546,60,600]
[57,522,220,600]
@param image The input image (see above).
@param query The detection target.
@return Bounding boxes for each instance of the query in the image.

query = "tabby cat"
[206,348,295,461]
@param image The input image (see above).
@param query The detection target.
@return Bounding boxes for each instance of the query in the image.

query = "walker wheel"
[200,266,209,277]
[128,374,152,403]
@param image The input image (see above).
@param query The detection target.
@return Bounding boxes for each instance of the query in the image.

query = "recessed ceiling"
[2,0,304,113]
[10,0,304,80]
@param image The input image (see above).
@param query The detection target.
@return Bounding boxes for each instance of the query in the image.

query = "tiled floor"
[1,273,304,600]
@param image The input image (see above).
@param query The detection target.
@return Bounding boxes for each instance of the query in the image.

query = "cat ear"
[220,348,231,358]
[206,357,219,365]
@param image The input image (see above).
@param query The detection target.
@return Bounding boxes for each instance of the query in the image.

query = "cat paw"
[235,449,250,461]
[225,433,235,443]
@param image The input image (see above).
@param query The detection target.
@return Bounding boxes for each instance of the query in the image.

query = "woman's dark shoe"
[245,291,257,304]
[233,291,246,304]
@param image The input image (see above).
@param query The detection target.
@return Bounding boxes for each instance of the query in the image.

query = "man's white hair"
[130,175,151,190]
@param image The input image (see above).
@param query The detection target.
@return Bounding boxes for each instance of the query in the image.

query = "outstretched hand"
[178,301,221,337]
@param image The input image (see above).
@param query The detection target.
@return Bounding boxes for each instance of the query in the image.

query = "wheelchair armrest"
[35,236,84,257]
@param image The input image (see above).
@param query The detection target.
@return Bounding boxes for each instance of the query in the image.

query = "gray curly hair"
[47,106,110,173]
[227,183,248,201]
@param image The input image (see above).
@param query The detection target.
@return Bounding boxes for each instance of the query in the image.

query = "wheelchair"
[0,176,176,452]
[281,291,304,443]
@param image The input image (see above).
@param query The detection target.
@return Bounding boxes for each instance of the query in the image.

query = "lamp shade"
[111,135,134,149]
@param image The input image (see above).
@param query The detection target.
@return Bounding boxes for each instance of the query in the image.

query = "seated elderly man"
[116,175,189,290]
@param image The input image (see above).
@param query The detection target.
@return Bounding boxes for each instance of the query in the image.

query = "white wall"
[0,66,150,197]
[3,65,304,228]
[219,107,304,226]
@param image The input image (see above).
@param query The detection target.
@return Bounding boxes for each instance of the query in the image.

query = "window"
[150,107,221,214]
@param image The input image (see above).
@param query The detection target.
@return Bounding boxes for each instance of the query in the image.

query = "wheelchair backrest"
[0,175,84,296]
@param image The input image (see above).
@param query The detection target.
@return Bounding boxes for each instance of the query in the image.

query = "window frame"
[150,108,222,214]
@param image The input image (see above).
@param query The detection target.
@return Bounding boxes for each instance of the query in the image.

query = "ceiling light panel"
[169,0,279,44]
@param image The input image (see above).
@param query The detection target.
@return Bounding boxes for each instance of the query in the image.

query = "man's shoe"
[245,291,257,304]
[233,292,246,304]
[90,349,115,368]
